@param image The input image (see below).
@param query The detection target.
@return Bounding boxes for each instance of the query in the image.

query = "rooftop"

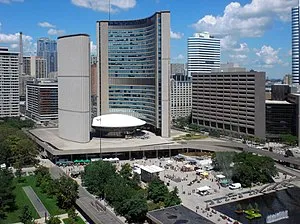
[265,100,291,105]
[147,205,214,224]
[140,165,164,173]
[92,114,146,128]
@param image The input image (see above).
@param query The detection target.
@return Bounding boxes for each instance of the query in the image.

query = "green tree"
[164,187,181,207]
[46,216,61,224]
[19,205,34,224]
[118,196,148,223]
[119,163,132,180]
[212,152,236,178]
[104,175,135,210]
[56,176,78,210]
[147,178,168,203]
[0,169,15,219]
[83,161,116,198]
[280,134,298,146]
[67,206,77,224]
[232,152,278,187]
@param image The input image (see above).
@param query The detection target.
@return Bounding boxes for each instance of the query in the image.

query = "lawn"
[0,179,40,224]
[63,217,86,224]
[25,175,66,216]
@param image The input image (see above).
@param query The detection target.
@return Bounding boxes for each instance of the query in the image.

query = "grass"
[25,175,65,216]
[63,217,86,224]
[0,178,40,224]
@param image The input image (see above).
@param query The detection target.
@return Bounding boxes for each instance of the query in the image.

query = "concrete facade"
[0,47,20,117]
[96,11,171,137]
[192,70,266,139]
[171,74,192,120]
[26,79,58,122]
[30,56,47,78]
[57,34,91,143]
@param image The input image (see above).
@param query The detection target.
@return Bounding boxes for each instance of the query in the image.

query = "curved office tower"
[97,11,170,137]
[57,34,91,143]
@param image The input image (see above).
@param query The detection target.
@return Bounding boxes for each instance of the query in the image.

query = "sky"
[0,0,298,79]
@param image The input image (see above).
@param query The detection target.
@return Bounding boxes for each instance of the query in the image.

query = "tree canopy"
[232,152,278,187]
[0,169,15,219]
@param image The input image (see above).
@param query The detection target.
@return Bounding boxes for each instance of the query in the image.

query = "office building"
[271,84,290,101]
[188,32,220,76]
[96,11,171,137]
[292,3,300,84]
[30,56,47,78]
[58,34,91,143]
[23,56,31,76]
[26,79,58,122]
[171,74,192,120]
[171,63,185,75]
[192,70,265,139]
[283,74,292,85]
[266,100,296,139]
[0,47,20,117]
[37,37,57,76]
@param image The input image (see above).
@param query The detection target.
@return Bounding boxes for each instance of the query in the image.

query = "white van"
[229,183,242,190]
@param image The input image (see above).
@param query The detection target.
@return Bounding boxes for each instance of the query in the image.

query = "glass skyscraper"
[37,37,57,76]
[188,32,220,76]
[292,3,300,84]
[96,11,170,137]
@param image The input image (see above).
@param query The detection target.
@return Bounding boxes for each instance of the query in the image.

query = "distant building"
[292,3,300,84]
[188,32,220,76]
[216,63,246,72]
[91,55,97,65]
[58,34,91,143]
[171,74,192,121]
[23,56,31,76]
[37,37,57,76]
[97,11,171,137]
[192,69,266,139]
[30,56,47,78]
[19,75,34,100]
[171,63,185,75]
[0,47,20,117]
[26,79,58,122]
[283,74,292,85]
[266,100,296,139]
[271,84,290,101]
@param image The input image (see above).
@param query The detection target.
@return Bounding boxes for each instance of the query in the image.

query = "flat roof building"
[192,70,265,139]
[96,11,171,137]
[171,74,192,121]
[188,32,220,76]
[0,47,20,118]
[26,79,58,122]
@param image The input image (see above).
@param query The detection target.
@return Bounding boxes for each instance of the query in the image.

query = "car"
[229,183,242,190]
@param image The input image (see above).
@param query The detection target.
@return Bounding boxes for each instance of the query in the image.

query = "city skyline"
[0,0,298,79]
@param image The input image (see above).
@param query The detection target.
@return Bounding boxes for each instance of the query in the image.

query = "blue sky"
[0,0,298,78]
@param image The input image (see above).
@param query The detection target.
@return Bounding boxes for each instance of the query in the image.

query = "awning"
[216,174,226,179]
[197,186,211,192]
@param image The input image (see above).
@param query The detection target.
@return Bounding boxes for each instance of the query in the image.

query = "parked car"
[229,183,242,190]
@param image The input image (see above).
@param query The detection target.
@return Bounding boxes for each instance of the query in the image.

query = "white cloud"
[38,22,56,28]
[288,49,292,56]
[47,28,65,36]
[0,0,24,3]
[255,45,282,67]
[173,54,185,61]
[170,30,184,39]
[0,32,36,55]
[192,0,297,38]
[90,41,97,55]
[71,0,136,13]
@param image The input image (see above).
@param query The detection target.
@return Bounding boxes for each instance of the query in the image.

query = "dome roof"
[92,114,146,128]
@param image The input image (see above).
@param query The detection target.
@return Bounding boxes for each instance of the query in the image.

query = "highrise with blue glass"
[96,11,170,137]
[37,37,57,77]
[292,2,300,84]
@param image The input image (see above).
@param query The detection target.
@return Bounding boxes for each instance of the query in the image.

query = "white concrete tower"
[57,34,91,143]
